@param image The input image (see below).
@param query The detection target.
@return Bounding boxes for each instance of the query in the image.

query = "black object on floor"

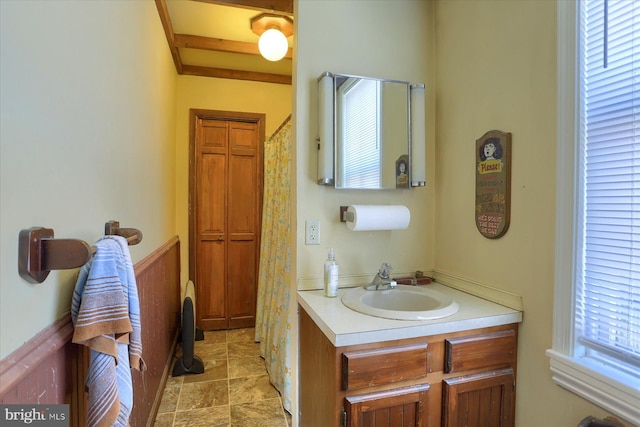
[172,285,205,376]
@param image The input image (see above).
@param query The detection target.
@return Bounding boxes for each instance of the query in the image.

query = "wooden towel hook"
[18,227,92,284]
[18,221,143,284]
[105,220,143,246]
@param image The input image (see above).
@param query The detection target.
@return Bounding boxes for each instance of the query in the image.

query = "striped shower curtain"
[255,115,293,412]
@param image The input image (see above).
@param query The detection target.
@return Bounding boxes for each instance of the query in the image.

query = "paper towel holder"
[340,206,353,222]
[340,205,411,231]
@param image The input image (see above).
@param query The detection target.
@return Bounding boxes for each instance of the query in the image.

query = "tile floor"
[154,328,291,427]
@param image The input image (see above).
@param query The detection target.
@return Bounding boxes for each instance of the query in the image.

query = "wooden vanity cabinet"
[299,306,518,427]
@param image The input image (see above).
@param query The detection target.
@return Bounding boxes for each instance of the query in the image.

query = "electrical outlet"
[305,220,320,245]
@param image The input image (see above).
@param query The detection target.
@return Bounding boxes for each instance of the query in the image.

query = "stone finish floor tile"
[177,379,229,411]
[157,383,181,414]
[154,412,175,427]
[227,340,261,358]
[226,328,255,343]
[230,398,288,427]
[228,355,269,378]
[155,328,290,426]
[229,375,280,405]
[194,342,228,358]
[183,358,227,384]
[165,375,184,387]
[202,330,227,344]
[173,406,230,427]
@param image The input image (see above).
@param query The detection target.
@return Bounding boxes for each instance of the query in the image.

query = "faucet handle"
[378,263,393,279]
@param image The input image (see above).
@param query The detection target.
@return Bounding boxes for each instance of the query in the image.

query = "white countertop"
[297,282,523,347]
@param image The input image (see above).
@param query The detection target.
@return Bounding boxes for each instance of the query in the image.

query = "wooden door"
[190,109,264,330]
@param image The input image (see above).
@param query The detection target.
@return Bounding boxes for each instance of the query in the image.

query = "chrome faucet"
[364,263,396,291]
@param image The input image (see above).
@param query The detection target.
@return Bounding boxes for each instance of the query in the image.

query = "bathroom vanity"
[297,283,522,427]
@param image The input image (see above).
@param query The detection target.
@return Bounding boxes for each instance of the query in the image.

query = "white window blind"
[341,78,381,188]
[577,0,640,371]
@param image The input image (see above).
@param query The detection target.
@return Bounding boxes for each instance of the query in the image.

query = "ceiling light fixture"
[250,13,293,62]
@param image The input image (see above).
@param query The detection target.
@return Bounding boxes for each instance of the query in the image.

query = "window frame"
[547,1,640,424]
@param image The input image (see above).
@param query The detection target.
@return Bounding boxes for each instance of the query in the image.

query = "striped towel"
[71,236,145,427]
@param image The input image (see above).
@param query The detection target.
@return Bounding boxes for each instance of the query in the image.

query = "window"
[578,0,640,376]
[548,1,640,424]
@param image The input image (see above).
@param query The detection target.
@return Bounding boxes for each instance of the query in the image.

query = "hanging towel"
[71,236,145,427]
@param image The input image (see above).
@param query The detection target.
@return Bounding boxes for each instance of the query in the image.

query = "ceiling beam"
[155,0,183,73]
[182,65,291,85]
[174,33,293,59]
[156,0,292,84]
[191,0,293,15]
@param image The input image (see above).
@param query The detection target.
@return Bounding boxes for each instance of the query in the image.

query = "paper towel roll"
[346,205,411,231]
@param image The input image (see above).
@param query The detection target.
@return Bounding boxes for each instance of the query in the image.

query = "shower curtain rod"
[268,114,291,141]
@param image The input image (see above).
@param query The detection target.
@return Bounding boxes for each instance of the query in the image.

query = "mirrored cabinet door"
[334,75,410,190]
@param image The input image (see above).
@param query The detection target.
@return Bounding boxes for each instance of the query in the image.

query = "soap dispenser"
[324,248,339,297]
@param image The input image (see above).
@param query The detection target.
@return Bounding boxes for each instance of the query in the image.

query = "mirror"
[333,74,411,190]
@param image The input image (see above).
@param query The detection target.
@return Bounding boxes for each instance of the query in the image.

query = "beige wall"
[434,1,628,425]
[294,0,436,290]
[174,75,292,289]
[0,1,177,359]
[294,0,630,425]
[1,0,630,424]
[292,3,434,423]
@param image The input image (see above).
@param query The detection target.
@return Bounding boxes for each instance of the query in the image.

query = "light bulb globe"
[258,28,288,61]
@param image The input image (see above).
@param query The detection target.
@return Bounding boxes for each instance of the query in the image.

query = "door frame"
[188,108,265,327]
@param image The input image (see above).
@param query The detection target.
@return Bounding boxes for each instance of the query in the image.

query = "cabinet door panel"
[345,383,428,427]
[442,368,514,427]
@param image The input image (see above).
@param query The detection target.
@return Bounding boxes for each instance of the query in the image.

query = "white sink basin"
[341,284,460,320]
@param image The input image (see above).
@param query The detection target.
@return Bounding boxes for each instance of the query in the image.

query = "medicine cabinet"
[317,72,425,190]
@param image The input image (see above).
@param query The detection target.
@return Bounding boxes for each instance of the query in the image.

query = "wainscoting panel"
[131,236,181,426]
[0,236,181,427]
[0,315,75,403]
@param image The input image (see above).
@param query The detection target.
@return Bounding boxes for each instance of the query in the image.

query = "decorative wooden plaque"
[475,130,511,238]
